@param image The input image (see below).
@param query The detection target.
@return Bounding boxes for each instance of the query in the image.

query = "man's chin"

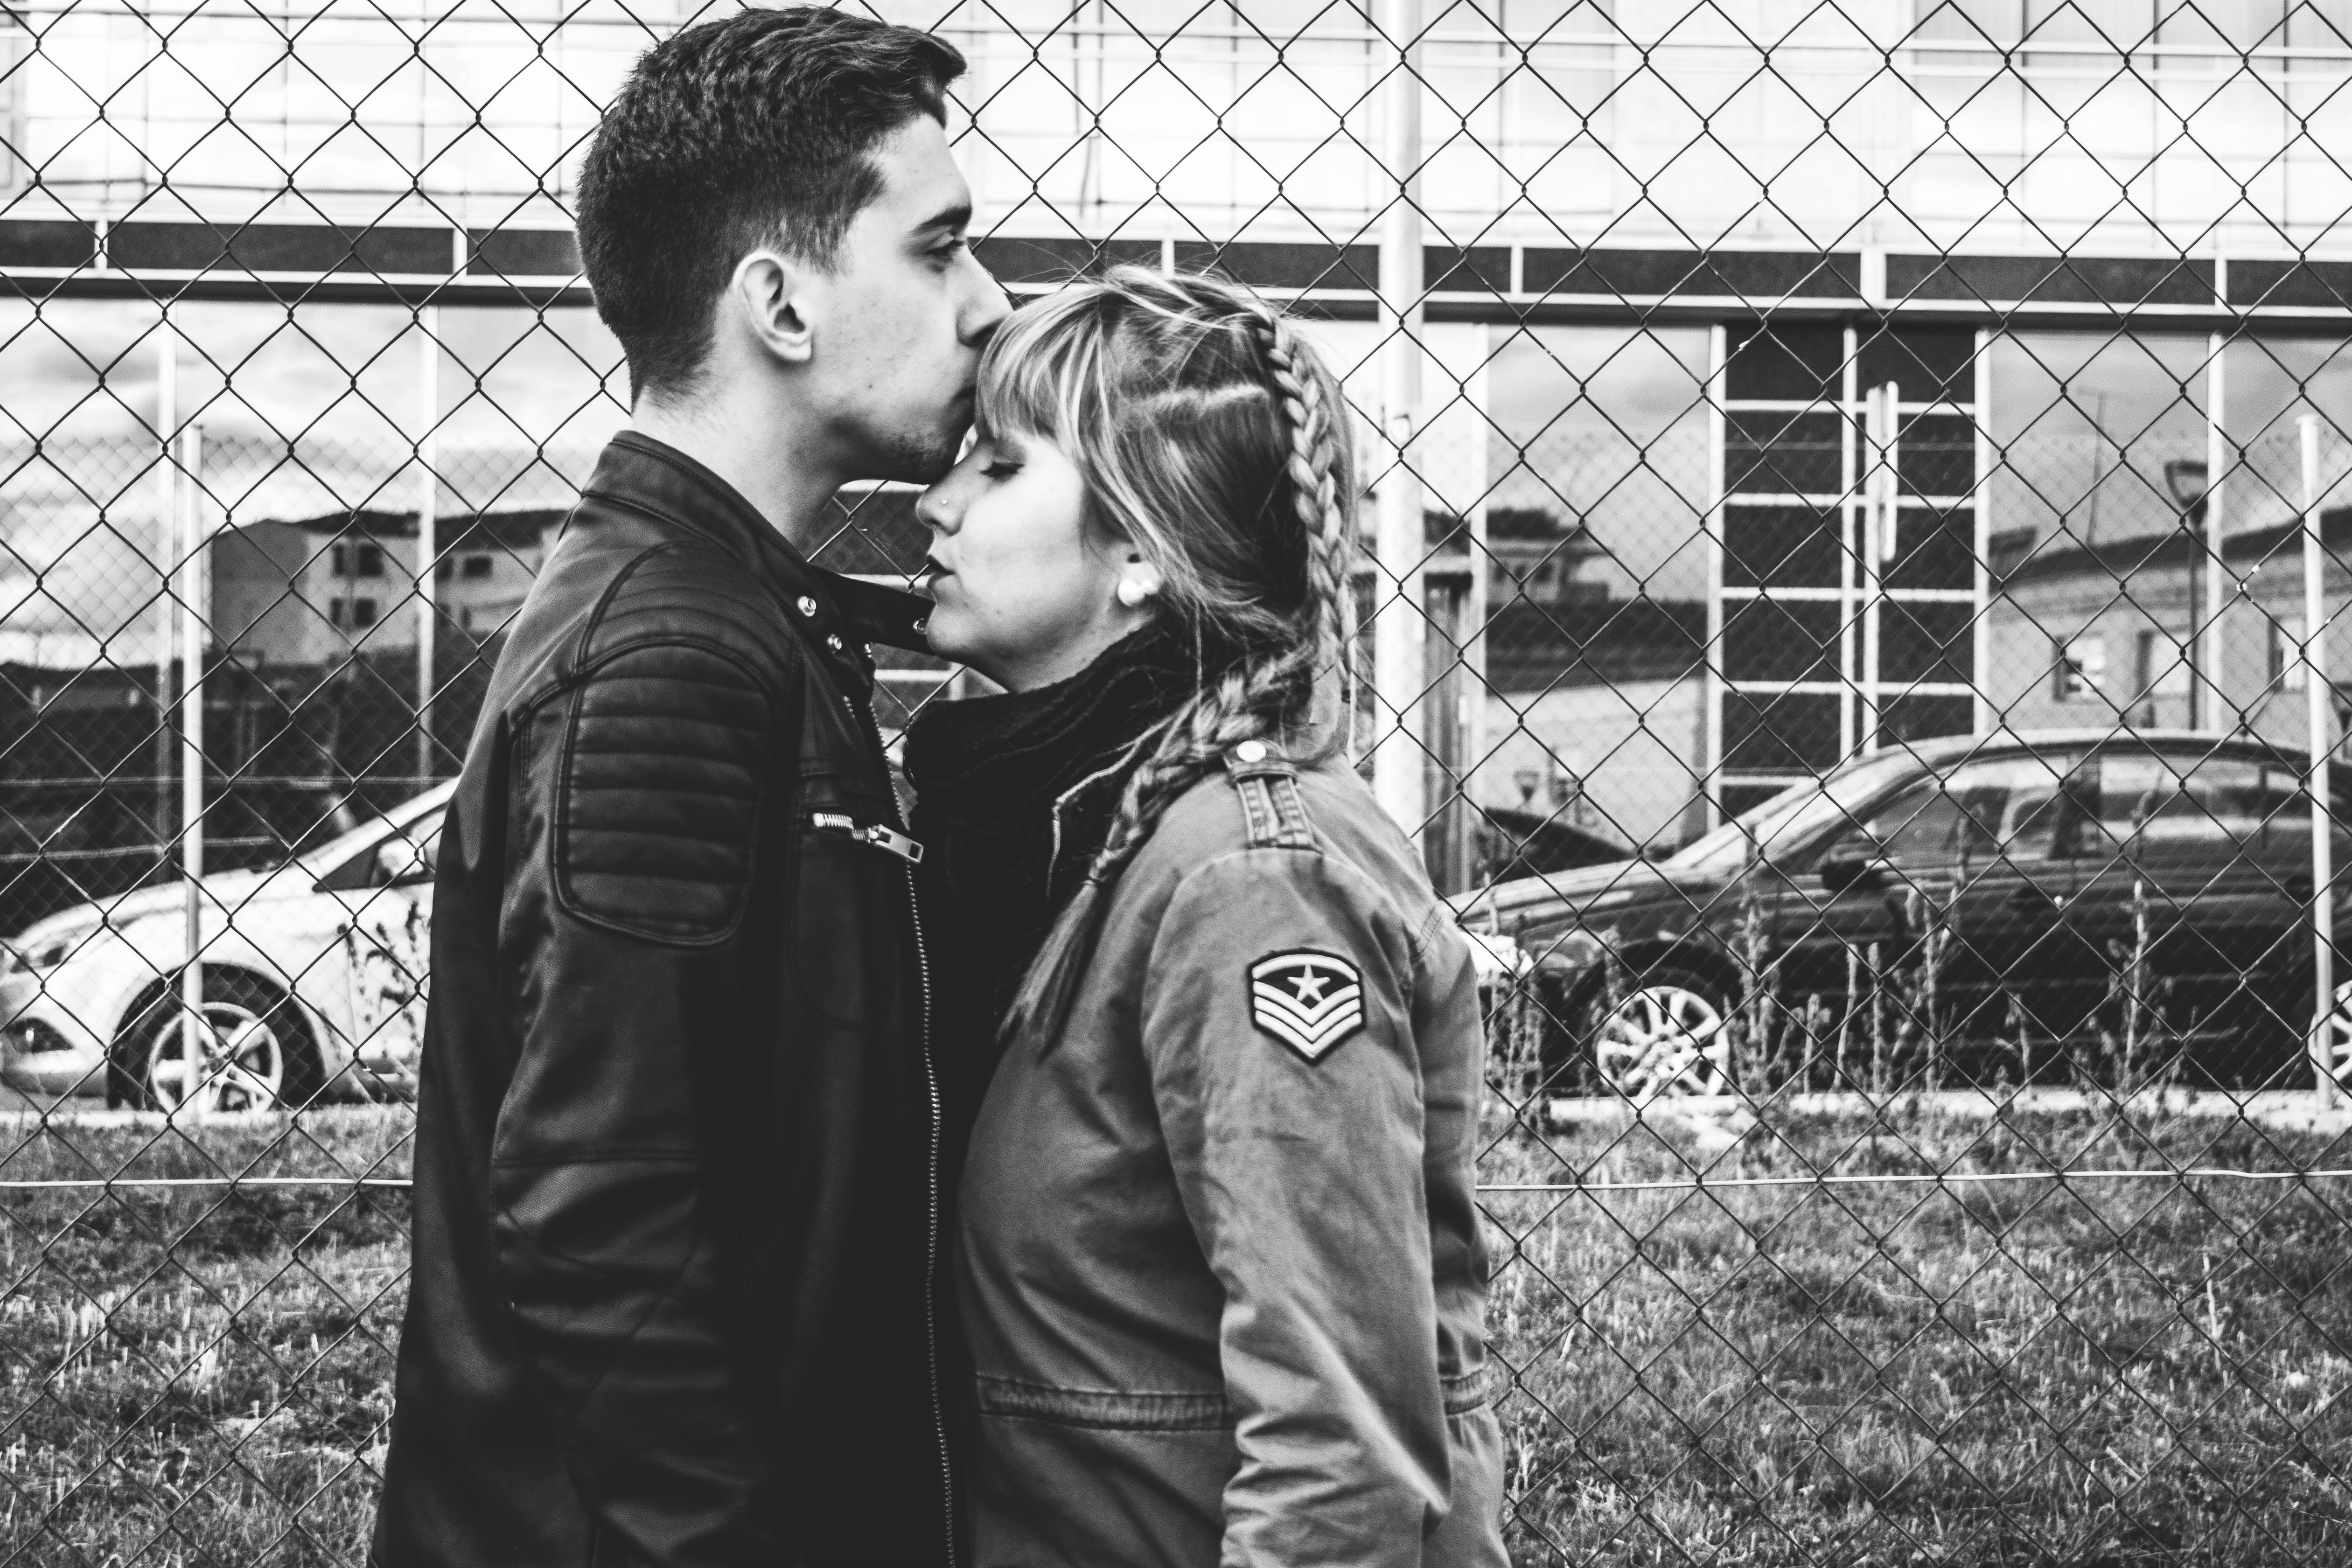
[855,422,964,486]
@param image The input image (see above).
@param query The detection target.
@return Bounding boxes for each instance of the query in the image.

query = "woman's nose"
[914,481,956,535]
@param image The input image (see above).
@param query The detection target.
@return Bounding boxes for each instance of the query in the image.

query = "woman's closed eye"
[981,457,1022,480]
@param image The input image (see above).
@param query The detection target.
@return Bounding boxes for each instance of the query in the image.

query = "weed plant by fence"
[6,2,2352,1563]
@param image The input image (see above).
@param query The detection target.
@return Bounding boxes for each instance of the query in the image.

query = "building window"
[331,543,348,576]
[436,558,453,583]
[351,597,379,627]
[2054,634,2104,701]
[329,597,347,627]
[462,554,493,578]
[356,544,385,578]
[2131,629,2191,707]
[2269,616,2309,691]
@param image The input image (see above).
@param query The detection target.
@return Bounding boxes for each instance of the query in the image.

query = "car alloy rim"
[147,1001,286,1115]
[2317,979,2352,1092]
[1594,983,1731,1099]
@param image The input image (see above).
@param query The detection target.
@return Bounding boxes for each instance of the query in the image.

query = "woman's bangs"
[973,293,1101,446]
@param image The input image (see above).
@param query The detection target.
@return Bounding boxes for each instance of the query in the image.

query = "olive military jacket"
[955,745,1509,1568]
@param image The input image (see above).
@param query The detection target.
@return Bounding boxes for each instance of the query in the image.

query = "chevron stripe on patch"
[1248,950,1366,1062]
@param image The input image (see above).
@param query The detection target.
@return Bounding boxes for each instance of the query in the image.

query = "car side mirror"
[1819,852,1892,893]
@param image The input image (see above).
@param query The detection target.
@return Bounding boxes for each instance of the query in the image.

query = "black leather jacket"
[370,433,950,1568]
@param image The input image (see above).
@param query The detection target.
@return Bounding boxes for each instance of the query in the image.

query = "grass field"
[1484,1096,2352,1565]
[1,1111,409,1567]
[4,1098,2350,1565]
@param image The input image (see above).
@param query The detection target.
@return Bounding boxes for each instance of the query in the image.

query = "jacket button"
[797,595,817,617]
[1235,739,1270,763]
[826,634,844,652]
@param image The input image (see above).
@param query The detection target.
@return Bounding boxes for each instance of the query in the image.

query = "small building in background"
[209,507,563,667]
[1985,508,2352,749]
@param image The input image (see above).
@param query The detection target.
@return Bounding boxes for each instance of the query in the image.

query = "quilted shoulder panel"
[554,551,791,945]
[576,541,796,687]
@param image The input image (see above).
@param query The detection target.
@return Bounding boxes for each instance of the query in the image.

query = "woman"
[906,268,1505,1568]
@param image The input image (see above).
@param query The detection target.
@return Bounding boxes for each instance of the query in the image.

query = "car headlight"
[18,920,101,973]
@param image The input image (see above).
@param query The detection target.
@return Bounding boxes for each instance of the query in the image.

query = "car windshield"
[1667,753,1923,872]
[297,787,450,879]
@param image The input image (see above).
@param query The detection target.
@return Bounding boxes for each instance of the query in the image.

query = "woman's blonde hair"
[988,266,1359,1044]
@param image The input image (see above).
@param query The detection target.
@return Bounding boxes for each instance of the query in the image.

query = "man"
[369,10,1007,1567]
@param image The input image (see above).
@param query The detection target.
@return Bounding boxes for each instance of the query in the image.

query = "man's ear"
[730,249,817,367]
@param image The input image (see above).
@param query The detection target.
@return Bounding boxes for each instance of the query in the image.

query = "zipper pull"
[854,824,925,864]
[810,811,925,864]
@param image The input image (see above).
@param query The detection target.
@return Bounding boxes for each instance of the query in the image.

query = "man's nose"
[963,267,1012,346]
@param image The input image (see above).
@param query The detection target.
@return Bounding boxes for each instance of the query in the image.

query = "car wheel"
[2312,978,2352,1095]
[112,971,324,1114]
[1577,963,1735,1100]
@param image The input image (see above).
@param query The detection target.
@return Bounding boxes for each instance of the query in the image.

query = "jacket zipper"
[857,698,957,1568]
[810,810,924,863]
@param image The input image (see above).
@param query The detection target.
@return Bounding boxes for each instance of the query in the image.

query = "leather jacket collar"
[580,432,936,688]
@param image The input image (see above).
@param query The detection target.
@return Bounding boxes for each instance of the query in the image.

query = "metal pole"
[1861,382,1897,750]
[415,308,440,789]
[2202,335,2227,732]
[177,423,207,1118]
[2299,414,2340,1104]
[1373,0,1425,840]
[1972,333,1993,736]
[153,325,175,850]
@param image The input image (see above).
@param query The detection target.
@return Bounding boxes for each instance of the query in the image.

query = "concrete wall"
[1469,675,1708,852]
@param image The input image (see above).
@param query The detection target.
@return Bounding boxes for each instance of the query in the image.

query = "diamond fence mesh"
[6,1,2352,1563]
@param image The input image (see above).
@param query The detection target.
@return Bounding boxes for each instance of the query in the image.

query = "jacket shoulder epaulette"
[1220,742,1319,851]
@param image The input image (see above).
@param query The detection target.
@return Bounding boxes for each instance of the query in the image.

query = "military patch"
[1248,950,1365,1062]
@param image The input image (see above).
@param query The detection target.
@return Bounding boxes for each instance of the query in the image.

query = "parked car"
[0,782,453,1111]
[1464,730,2352,1097]
[0,775,369,939]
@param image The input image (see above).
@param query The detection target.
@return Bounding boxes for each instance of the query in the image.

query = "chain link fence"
[6,1,2352,1562]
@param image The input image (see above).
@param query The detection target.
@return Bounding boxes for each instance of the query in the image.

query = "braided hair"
[989,266,1360,1045]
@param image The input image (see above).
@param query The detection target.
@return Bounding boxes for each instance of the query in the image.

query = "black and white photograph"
[3,3,2352,1564]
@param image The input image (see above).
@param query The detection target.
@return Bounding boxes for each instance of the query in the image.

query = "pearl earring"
[1117,577,1158,608]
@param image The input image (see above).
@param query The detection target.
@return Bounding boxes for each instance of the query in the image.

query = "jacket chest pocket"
[787,781,916,1025]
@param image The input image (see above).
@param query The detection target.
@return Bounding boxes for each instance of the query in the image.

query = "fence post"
[2202,333,2227,731]
[2299,413,2341,1105]
[176,423,206,1119]
[1372,0,1425,839]
[153,323,176,850]
[1862,381,1898,749]
[415,308,440,790]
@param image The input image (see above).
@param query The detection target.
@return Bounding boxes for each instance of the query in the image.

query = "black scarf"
[906,621,1205,1136]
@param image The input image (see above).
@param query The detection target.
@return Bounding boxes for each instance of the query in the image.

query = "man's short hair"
[577,7,966,401]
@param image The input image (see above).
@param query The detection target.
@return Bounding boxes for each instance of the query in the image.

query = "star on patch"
[1248,950,1365,1062]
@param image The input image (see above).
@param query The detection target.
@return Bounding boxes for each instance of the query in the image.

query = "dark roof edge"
[2004,506,2352,587]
